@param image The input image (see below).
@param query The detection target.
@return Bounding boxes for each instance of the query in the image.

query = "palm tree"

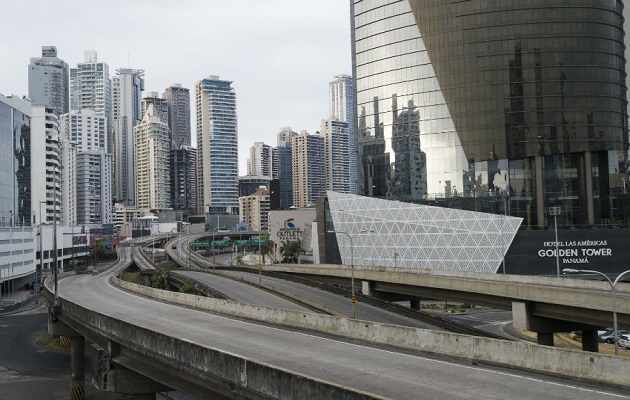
[280,240,302,263]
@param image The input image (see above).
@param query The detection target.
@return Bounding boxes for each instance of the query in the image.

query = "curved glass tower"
[352,0,628,229]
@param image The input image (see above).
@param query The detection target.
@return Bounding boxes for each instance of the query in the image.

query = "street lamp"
[562,268,630,356]
[327,228,374,319]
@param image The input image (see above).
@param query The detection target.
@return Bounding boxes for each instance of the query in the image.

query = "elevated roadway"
[168,233,630,349]
[45,245,630,399]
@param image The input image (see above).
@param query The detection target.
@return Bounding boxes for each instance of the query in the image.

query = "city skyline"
[1,0,352,175]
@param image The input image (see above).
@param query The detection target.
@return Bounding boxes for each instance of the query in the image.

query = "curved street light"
[327,229,374,319]
[562,268,630,356]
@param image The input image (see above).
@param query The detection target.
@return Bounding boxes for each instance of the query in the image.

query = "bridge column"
[70,336,85,400]
[410,299,420,311]
[48,306,86,400]
[536,332,554,346]
[361,281,373,296]
[93,343,170,397]
[581,329,599,353]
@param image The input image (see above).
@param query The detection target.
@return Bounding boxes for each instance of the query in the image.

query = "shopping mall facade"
[328,1,630,274]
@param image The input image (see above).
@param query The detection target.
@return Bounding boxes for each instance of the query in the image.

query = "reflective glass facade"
[195,77,239,215]
[0,96,31,227]
[352,1,628,228]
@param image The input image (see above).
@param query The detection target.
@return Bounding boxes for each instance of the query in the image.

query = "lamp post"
[549,206,561,277]
[562,268,630,356]
[327,229,373,319]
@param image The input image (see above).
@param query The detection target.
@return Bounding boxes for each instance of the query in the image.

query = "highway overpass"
[43,236,630,399]
[172,233,630,350]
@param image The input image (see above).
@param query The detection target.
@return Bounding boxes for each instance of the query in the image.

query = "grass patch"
[120,271,144,285]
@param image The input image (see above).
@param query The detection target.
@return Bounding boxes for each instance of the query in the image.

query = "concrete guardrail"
[112,276,630,389]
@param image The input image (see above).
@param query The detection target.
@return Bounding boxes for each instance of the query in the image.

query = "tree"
[151,269,167,290]
[179,283,198,295]
[279,240,302,263]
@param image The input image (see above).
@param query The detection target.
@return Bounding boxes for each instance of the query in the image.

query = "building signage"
[537,240,612,265]
[268,209,317,259]
[506,229,630,275]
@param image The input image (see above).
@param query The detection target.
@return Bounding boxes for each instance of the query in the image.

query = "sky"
[1,0,352,175]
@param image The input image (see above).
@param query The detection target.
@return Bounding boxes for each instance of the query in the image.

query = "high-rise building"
[170,146,197,212]
[142,92,169,126]
[0,93,36,294]
[30,106,61,225]
[276,127,297,210]
[329,74,357,194]
[134,104,171,210]
[31,107,58,226]
[350,1,630,274]
[195,76,239,215]
[69,51,112,152]
[75,152,113,225]
[60,109,112,224]
[238,187,270,231]
[292,131,325,209]
[353,1,628,217]
[165,84,191,148]
[61,109,106,151]
[238,175,271,197]
[322,118,351,194]
[248,142,272,177]
[28,46,69,117]
[112,68,144,206]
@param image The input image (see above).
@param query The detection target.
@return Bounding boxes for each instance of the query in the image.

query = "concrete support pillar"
[70,336,85,400]
[410,299,420,310]
[361,280,373,296]
[582,329,599,353]
[537,332,554,346]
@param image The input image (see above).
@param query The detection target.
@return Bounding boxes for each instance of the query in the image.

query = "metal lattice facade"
[328,191,523,273]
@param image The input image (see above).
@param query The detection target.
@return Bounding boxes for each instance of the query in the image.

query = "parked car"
[599,330,629,344]
[618,334,630,349]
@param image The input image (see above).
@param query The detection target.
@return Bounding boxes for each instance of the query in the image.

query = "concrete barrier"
[113,276,630,389]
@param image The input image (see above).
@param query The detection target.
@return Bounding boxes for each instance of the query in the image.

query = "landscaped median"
[112,275,630,389]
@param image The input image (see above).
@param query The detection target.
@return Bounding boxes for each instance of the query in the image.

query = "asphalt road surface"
[54,251,630,400]
[0,301,123,400]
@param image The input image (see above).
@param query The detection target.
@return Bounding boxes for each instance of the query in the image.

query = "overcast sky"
[1,0,352,175]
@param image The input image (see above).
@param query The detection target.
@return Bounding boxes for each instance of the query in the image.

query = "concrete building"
[329,74,356,194]
[69,51,112,152]
[292,131,325,209]
[322,118,351,194]
[238,175,271,197]
[31,107,62,225]
[165,84,191,148]
[248,141,273,178]
[113,68,145,206]
[60,109,112,225]
[349,1,629,274]
[0,94,89,302]
[142,92,169,126]
[275,127,297,210]
[76,151,113,225]
[238,187,270,232]
[28,46,69,117]
[134,104,171,210]
[195,76,239,215]
[61,109,106,151]
[170,146,197,213]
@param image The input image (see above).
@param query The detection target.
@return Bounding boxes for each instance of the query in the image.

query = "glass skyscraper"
[195,76,239,215]
[352,1,627,228]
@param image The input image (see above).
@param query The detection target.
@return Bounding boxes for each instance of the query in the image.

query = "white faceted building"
[327,191,522,273]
